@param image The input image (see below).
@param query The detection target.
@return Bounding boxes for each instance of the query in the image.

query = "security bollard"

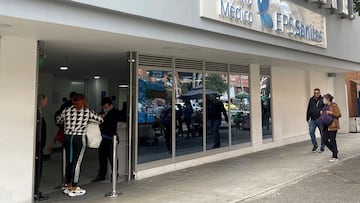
[105,135,123,198]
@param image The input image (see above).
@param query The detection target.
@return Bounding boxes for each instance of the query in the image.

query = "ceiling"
[0,14,350,80]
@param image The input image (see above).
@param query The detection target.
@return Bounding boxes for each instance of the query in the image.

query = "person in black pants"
[56,94,103,197]
[161,107,172,153]
[92,97,123,182]
[34,94,49,201]
[321,94,341,162]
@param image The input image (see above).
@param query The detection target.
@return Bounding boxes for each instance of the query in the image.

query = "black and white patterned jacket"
[56,106,103,136]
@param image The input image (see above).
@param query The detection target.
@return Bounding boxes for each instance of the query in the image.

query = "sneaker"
[319,148,325,153]
[91,177,105,182]
[34,192,49,201]
[63,187,72,195]
[68,187,86,197]
[329,158,339,162]
[312,145,318,153]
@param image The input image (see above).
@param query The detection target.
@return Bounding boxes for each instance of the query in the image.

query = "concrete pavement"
[43,133,360,203]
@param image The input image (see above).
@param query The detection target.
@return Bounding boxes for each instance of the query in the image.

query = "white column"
[333,73,350,133]
[271,67,282,142]
[0,37,38,203]
[249,64,262,147]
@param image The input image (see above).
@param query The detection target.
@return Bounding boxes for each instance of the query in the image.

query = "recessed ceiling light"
[118,84,129,88]
[94,75,101,79]
[59,66,69,71]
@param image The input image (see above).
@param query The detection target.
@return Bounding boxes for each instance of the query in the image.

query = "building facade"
[0,0,359,202]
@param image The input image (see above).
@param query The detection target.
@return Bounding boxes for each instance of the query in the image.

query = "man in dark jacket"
[306,88,325,153]
[207,94,228,149]
[92,97,123,182]
[34,94,49,201]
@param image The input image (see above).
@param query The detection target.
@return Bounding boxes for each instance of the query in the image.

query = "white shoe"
[329,158,339,162]
[63,187,71,195]
[68,187,86,197]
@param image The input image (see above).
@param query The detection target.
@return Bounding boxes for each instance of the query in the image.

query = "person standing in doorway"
[92,97,122,182]
[321,94,341,162]
[56,94,103,197]
[34,94,49,201]
[306,88,325,153]
[207,94,228,149]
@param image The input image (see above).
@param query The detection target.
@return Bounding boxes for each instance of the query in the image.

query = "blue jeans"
[309,119,324,148]
[210,119,222,147]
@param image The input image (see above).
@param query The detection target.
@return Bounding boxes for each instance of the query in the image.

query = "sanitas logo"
[258,0,273,29]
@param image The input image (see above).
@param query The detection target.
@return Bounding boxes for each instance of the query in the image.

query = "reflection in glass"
[205,73,229,149]
[137,69,173,164]
[229,74,251,145]
[175,72,203,156]
[260,75,272,139]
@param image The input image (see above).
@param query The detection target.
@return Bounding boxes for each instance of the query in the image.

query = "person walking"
[92,97,122,182]
[207,94,228,149]
[321,94,341,162]
[182,101,193,138]
[306,88,325,153]
[34,94,49,201]
[161,107,172,153]
[56,94,103,197]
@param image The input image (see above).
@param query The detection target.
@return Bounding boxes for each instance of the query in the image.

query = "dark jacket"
[100,108,122,137]
[36,108,47,150]
[306,96,324,121]
[207,99,228,121]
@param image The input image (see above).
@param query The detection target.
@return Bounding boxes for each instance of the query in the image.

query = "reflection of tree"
[206,74,227,94]
[181,83,192,95]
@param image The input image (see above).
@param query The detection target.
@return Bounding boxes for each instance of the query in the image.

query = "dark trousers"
[164,125,172,152]
[97,139,118,179]
[210,119,221,147]
[322,128,338,158]
[184,118,192,136]
[34,143,43,194]
[64,135,86,187]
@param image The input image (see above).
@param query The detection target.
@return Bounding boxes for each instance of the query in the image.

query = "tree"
[205,74,227,94]
[355,0,360,16]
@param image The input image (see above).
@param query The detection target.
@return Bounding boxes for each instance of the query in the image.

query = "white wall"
[334,73,350,133]
[0,37,37,203]
[272,67,309,141]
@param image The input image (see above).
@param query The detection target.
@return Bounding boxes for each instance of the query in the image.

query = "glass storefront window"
[175,71,204,156]
[260,70,272,139]
[137,68,173,164]
[205,73,229,149]
[229,74,251,145]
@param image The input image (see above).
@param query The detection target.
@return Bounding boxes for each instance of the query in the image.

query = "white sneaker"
[329,158,339,162]
[63,187,71,195]
[68,187,86,197]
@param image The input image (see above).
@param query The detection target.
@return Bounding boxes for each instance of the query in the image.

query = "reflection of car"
[191,101,203,111]
[223,103,238,111]
[220,110,250,128]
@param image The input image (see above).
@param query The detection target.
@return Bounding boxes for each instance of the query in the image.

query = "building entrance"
[36,41,132,195]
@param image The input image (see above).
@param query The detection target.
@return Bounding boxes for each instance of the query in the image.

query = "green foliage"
[205,74,227,94]
[355,0,360,16]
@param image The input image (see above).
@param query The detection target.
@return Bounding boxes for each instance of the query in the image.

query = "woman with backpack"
[320,94,341,162]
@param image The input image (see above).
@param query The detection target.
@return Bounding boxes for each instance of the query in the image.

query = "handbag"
[319,106,334,126]
[86,122,102,148]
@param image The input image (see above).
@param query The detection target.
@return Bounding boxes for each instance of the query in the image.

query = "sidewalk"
[45,133,360,203]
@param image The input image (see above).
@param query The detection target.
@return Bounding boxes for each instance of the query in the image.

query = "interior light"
[94,75,101,79]
[59,66,69,71]
[118,84,129,88]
